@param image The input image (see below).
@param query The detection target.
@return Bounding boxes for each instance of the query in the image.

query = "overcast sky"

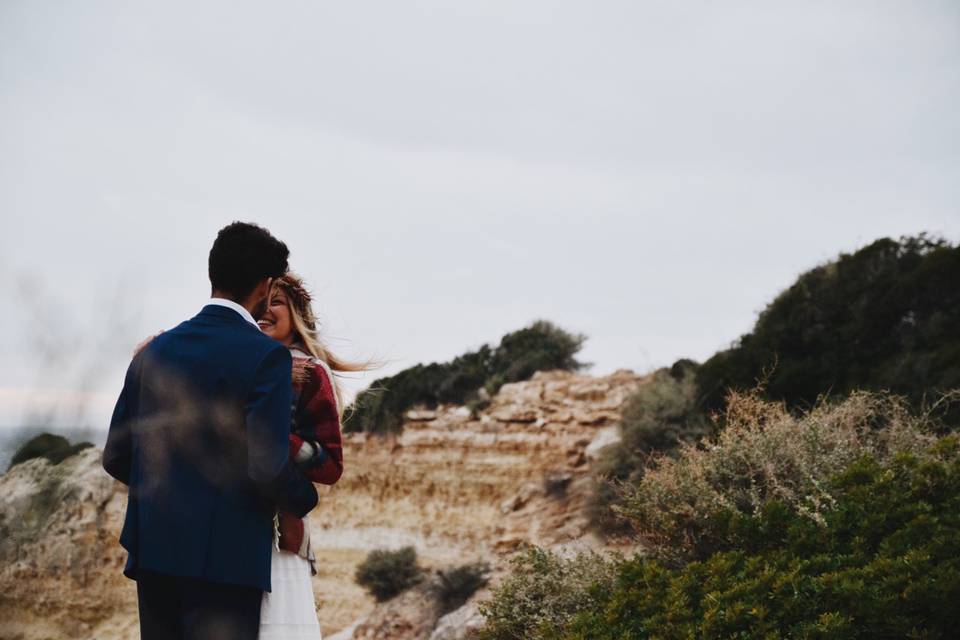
[1,1,958,434]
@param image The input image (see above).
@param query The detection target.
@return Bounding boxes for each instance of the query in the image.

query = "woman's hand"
[290,434,315,463]
[289,433,317,464]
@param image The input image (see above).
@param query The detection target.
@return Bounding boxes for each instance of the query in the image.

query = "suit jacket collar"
[197,304,263,332]
[207,297,259,327]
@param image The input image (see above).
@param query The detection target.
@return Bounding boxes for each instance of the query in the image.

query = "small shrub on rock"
[8,433,94,472]
[434,561,490,613]
[355,546,425,602]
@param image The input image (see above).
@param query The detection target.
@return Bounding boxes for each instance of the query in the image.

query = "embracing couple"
[103,222,371,639]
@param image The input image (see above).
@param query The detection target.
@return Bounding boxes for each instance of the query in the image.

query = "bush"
[345,320,587,434]
[8,433,94,472]
[483,386,960,640]
[563,440,960,639]
[586,444,642,535]
[587,360,710,534]
[476,547,618,640]
[487,321,587,390]
[434,561,491,613]
[615,389,939,562]
[696,235,960,425]
[354,546,425,602]
[619,360,712,455]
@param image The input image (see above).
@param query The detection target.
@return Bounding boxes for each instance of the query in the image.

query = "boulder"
[585,426,622,459]
[429,601,484,640]
[490,407,538,423]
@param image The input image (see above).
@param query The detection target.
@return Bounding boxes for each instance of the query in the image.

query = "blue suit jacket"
[102,304,319,592]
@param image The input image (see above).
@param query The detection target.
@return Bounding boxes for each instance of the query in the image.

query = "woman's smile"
[260,290,293,344]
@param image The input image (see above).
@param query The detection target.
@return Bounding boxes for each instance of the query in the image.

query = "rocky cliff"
[0,369,646,640]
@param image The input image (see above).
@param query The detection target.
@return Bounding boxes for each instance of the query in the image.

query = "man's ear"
[259,277,274,301]
[245,277,271,308]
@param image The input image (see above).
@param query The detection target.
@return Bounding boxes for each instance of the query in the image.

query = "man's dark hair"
[208,222,289,301]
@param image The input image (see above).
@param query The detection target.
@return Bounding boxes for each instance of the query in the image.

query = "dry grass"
[614,389,943,560]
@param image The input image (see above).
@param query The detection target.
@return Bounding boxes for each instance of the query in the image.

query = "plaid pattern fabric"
[276,350,344,574]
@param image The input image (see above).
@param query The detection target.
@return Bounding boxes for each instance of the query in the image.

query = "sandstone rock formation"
[0,447,136,640]
[0,368,647,640]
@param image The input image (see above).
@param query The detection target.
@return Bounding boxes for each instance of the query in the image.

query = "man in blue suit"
[103,222,318,640]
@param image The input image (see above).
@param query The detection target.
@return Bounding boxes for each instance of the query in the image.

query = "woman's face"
[258,288,294,345]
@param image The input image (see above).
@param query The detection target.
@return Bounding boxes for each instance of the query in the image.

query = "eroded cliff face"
[0,369,646,640]
[0,447,137,640]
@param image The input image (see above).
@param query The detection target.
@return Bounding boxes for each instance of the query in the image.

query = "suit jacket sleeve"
[103,354,142,485]
[246,345,319,518]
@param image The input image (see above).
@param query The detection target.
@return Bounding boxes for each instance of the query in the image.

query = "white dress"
[259,517,323,639]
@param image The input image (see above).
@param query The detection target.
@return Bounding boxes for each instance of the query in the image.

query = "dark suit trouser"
[136,570,263,640]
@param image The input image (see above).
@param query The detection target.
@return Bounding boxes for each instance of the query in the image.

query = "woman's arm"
[290,359,344,485]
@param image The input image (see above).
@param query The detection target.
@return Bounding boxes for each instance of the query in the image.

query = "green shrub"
[476,547,618,640]
[345,321,587,434]
[586,444,641,535]
[8,433,94,472]
[354,546,425,602]
[434,561,491,613]
[489,321,587,387]
[696,235,960,425]
[619,360,712,455]
[587,360,710,534]
[615,389,939,562]
[562,440,960,639]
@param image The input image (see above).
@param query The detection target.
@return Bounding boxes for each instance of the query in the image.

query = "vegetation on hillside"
[614,389,938,563]
[587,360,709,533]
[7,433,94,472]
[344,320,587,434]
[480,234,960,638]
[571,442,960,639]
[480,394,960,639]
[477,547,618,640]
[590,234,959,533]
[697,235,960,423]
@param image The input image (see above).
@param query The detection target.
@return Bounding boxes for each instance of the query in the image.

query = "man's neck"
[211,290,254,317]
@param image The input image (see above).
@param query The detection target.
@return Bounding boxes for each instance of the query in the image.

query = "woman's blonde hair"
[271,272,378,416]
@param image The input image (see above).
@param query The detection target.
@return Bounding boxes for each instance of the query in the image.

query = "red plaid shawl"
[276,351,343,571]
